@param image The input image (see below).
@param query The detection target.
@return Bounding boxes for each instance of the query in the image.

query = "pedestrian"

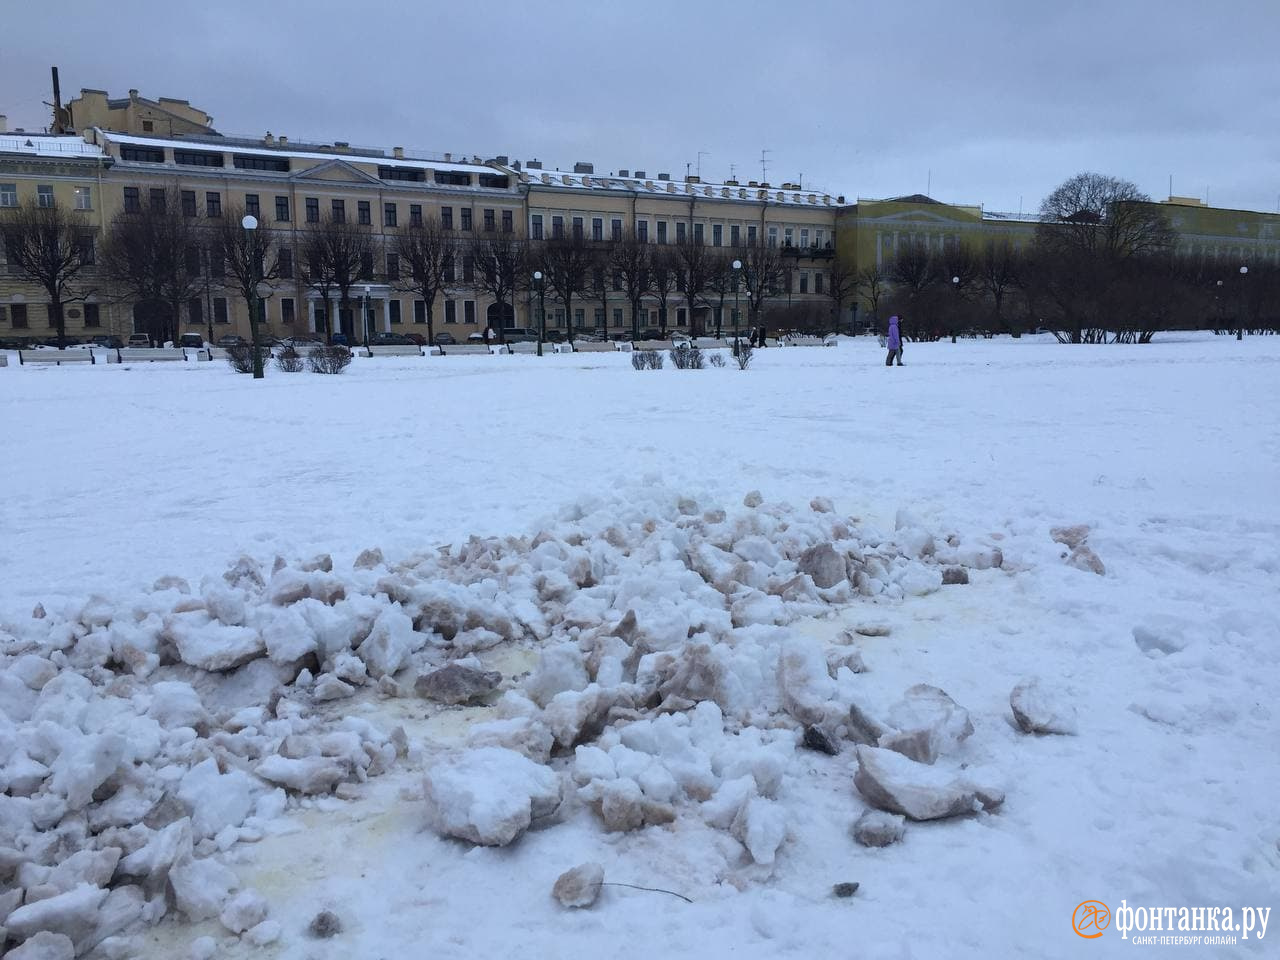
[885,315,904,366]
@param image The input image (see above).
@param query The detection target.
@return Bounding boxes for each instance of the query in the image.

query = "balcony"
[781,242,836,260]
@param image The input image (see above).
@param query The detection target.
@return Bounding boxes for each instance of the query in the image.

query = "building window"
[206,192,222,218]
[358,201,371,225]
[612,307,623,325]
[175,150,224,167]
[188,299,202,326]
[816,229,826,248]
[784,227,794,247]
[592,218,603,242]
[275,196,290,221]
[414,300,426,324]
[814,272,824,294]
[83,303,100,328]
[552,216,564,239]
[214,298,228,323]
[612,271,622,291]
[120,145,164,163]
[502,210,513,233]
[386,252,400,280]
[332,199,345,223]
[574,308,585,327]
[637,220,648,243]
[278,247,293,279]
[441,207,453,229]
[0,184,16,207]
[123,187,141,212]
[388,300,401,325]
[767,226,778,247]
[36,185,54,208]
[572,216,583,240]
[695,223,705,244]
[306,197,319,223]
[657,221,667,244]
[177,190,194,217]
[11,304,28,328]
[444,299,457,324]
[359,252,373,279]
[483,208,495,232]
[378,166,425,182]
[748,225,757,245]
[676,222,686,244]
[443,253,455,282]
[281,297,295,325]
[463,255,474,282]
[594,308,605,326]
[74,186,92,210]
[731,225,740,246]
[611,218,623,242]
[435,171,472,186]
[148,188,166,213]
[712,224,722,246]
[799,272,809,293]
[800,228,810,248]
[232,155,288,172]
[384,202,397,227]
[77,234,95,265]
[142,120,154,132]
[244,194,259,218]
[464,301,476,325]
[410,204,423,227]
[460,208,472,231]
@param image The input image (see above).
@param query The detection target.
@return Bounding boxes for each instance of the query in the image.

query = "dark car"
[432,332,457,346]
[91,335,124,349]
[500,327,540,343]
[544,330,566,343]
[403,333,427,346]
[330,333,350,346]
[373,332,414,345]
[215,335,246,348]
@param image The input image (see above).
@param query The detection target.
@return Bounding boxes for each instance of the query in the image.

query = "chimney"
[393,146,404,159]
[837,195,845,204]
[128,89,139,99]
[264,132,274,145]
[657,172,670,181]
[279,135,288,145]
[685,175,701,184]
[526,159,542,170]
[0,116,6,133]
[748,180,758,187]
[494,155,509,165]
[333,141,350,153]
[618,168,629,178]
[633,170,645,178]
[444,152,452,162]
[725,179,738,186]
[512,160,522,171]
[573,161,594,174]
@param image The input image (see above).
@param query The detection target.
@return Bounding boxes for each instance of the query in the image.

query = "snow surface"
[1,334,1278,959]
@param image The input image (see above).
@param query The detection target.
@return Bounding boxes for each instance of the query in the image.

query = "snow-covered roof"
[0,134,106,159]
[521,169,840,208]
[982,210,1041,223]
[96,130,502,176]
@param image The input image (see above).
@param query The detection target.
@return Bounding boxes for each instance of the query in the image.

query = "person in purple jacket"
[885,315,904,366]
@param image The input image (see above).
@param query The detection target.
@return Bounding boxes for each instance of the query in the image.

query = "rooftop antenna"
[729,162,736,180]
[686,161,692,178]
[696,150,709,178]
[1169,173,1173,200]
[927,169,932,196]
[798,172,803,189]
[761,148,771,182]
[1018,195,1023,217]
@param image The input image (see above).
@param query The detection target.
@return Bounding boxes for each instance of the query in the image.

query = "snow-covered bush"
[670,344,704,369]
[307,345,353,375]
[226,345,256,374]
[275,347,304,373]
[708,352,726,367]
[631,350,663,370]
[734,342,754,370]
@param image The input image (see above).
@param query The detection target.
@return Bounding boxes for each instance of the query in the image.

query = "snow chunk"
[146,681,208,730]
[879,684,974,764]
[524,645,589,708]
[732,796,788,865]
[4,932,76,960]
[467,717,554,763]
[423,747,561,846]
[170,855,239,920]
[1009,678,1078,735]
[553,862,604,908]
[852,809,906,847]
[415,663,502,705]
[853,746,1003,821]
[178,759,257,839]
[47,733,128,811]
[166,614,264,671]
[355,606,419,678]
[777,637,836,725]
[255,755,348,795]
[219,888,268,934]
[5,883,108,945]
[797,542,847,588]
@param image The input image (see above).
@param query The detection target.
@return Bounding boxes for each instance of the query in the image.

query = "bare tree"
[213,204,282,378]
[648,246,679,333]
[673,238,714,336]
[100,188,209,345]
[0,200,96,347]
[610,231,652,339]
[736,240,787,334]
[702,251,738,338]
[535,234,594,343]
[300,214,374,344]
[857,263,889,331]
[470,232,524,341]
[392,217,452,347]
[825,256,861,334]
[939,239,979,342]
[976,238,1023,335]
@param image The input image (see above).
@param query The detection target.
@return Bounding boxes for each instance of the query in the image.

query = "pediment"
[873,210,971,225]
[291,159,383,185]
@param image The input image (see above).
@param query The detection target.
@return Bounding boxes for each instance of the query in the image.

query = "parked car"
[215,335,246,348]
[403,333,427,346]
[544,330,566,343]
[91,335,124,349]
[179,333,206,349]
[467,332,486,343]
[373,332,415,345]
[126,333,153,348]
[501,327,540,343]
[432,332,457,346]
[330,333,350,346]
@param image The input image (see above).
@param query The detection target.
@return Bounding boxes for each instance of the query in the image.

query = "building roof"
[519,169,840,207]
[0,133,106,159]
[96,130,501,175]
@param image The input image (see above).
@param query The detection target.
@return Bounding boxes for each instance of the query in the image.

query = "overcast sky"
[4,0,1278,214]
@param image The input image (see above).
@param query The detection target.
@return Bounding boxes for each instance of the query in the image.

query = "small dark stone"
[309,910,342,938]
[832,882,860,898]
[941,567,970,585]
[802,725,840,756]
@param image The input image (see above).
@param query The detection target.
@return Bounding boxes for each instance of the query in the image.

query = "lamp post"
[731,259,742,352]
[241,214,265,379]
[1238,266,1248,340]
[951,275,960,343]
[533,271,546,357]
[361,284,371,349]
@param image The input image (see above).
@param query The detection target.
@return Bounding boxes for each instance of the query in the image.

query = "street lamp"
[533,271,546,357]
[950,275,961,343]
[361,284,372,349]
[1238,266,1248,340]
[241,214,264,379]
[731,259,742,351]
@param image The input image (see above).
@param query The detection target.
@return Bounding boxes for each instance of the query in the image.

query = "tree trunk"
[246,293,264,379]
[51,296,66,348]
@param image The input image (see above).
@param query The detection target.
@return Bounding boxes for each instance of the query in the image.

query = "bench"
[439,343,499,356]
[571,340,614,353]
[692,338,730,350]
[365,344,424,357]
[18,350,95,366]
[116,347,188,362]
[0,354,7,367]
[508,340,540,354]
[631,340,671,352]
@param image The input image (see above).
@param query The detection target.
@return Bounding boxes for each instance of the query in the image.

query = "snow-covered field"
[1,335,1277,959]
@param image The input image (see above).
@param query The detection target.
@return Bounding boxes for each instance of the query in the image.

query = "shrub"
[708,352,726,367]
[226,344,256,374]
[307,345,353,374]
[275,347,304,373]
[631,349,663,370]
[734,342,754,370]
[670,344,704,370]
